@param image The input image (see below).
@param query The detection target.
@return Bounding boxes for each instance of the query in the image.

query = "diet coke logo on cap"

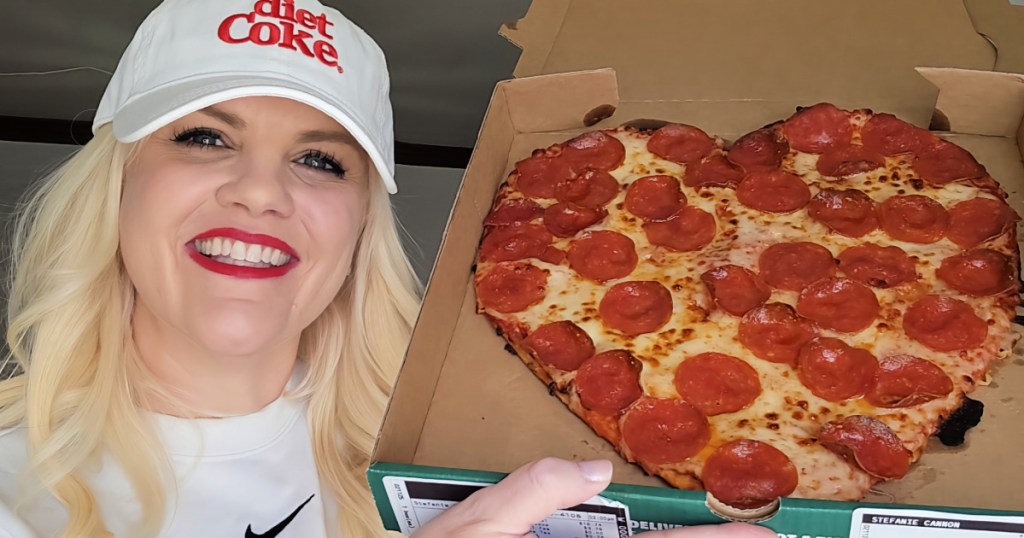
[217,0,344,73]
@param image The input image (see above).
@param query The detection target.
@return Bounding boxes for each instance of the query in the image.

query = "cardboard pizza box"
[370,1,1024,536]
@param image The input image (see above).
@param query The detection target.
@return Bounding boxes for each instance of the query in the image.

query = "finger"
[654,522,778,538]
[449,457,613,535]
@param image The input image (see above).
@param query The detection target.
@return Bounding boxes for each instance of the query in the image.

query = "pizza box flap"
[918,65,1024,210]
[918,67,1024,138]
[499,0,995,132]
[964,0,1024,75]
[501,68,620,134]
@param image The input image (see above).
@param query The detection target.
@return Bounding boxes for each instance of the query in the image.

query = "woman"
[0,1,774,537]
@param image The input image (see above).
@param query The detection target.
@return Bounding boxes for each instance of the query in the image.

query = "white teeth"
[193,237,292,268]
[245,244,262,263]
[229,241,245,260]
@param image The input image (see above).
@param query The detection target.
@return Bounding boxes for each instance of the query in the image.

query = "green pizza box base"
[371,1,1024,535]
[368,462,1021,536]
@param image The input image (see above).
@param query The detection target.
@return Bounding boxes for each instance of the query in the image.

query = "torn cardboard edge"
[498,0,570,78]
[964,0,1024,74]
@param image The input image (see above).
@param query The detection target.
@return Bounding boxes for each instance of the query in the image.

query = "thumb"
[418,457,612,537]
[467,457,614,530]
[652,522,778,538]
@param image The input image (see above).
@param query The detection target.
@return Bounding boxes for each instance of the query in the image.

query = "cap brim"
[110,75,397,194]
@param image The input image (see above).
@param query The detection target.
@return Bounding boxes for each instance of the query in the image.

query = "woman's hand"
[414,457,776,538]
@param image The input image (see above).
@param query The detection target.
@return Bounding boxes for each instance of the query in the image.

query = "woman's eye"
[299,151,345,177]
[172,128,225,148]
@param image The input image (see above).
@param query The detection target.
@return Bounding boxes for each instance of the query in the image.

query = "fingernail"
[577,459,613,482]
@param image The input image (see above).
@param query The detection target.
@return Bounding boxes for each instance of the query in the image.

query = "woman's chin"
[188,320,293,359]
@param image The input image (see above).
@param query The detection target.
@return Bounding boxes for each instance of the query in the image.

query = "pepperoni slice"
[538,247,566,266]
[807,188,879,238]
[514,148,572,199]
[797,337,879,402]
[727,128,789,171]
[575,350,643,414]
[739,303,817,366]
[522,321,595,371]
[796,278,879,333]
[913,140,986,185]
[903,295,988,352]
[684,153,745,189]
[937,249,1017,297]
[622,398,711,464]
[599,281,674,336]
[554,169,620,208]
[700,265,771,316]
[563,131,626,172]
[736,170,811,213]
[643,206,717,252]
[543,202,607,238]
[674,353,761,416]
[702,440,799,509]
[625,175,685,221]
[476,262,548,313]
[781,103,854,153]
[484,198,544,227]
[837,244,917,288]
[861,113,935,156]
[647,124,716,164]
[568,231,638,282]
[947,197,1019,249]
[866,355,954,408]
[758,242,837,292]
[818,415,912,479]
[879,195,949,244]
[816,145,884,177]
[479,223,554,263]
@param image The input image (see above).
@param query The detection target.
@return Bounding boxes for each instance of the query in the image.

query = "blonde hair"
[0,126,421,537]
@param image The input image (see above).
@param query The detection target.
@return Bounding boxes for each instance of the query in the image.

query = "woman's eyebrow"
[197,106,246,129]
[297,129,358,146]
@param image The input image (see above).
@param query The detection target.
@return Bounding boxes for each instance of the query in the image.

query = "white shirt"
[0,390,334,537]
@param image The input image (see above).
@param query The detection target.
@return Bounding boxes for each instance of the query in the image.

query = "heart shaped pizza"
[473,103,1020,513]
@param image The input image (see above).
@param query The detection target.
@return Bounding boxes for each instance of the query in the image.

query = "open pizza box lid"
[370,1,1024,535]
[500,0,994,134]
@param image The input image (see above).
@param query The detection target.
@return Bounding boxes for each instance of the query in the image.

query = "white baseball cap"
[93,0,398,194]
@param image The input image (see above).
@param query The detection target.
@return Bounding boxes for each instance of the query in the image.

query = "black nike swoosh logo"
[245,494,315,538]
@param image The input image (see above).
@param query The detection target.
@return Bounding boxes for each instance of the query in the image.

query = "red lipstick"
[188,228,299,279]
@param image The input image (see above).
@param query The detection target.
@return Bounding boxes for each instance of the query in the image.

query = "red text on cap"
[218,0,343,73]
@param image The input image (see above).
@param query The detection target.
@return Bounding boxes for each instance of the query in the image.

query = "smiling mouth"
[192,237,294,269]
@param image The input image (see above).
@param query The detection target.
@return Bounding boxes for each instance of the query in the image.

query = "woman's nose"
[214,157,296,218]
